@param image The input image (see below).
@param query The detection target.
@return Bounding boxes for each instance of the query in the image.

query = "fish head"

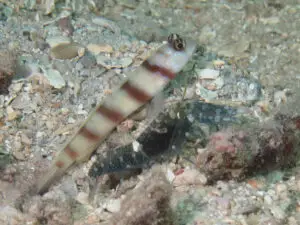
[147,33,197,75]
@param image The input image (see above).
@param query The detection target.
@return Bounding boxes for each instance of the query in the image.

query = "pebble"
[103,199,121,213]
[120,57,133,68]
[198,26,216,44]
[43,69,66,89]
[46,36,84,60]
[68,117,76,124]
[79,55,96,69]
[50,42,84,60]
[166,168,176,183]
[287,216,298,225]
[218,38,250,58]
[6,105,18,121]
[44,0,56,14]
[58,16,74,36]
[13,149,25,161]
[173,169,207,187]
[274,90,288,106]
[96,55,133,69]
[213,77,225,89]
[119,0,138,9]
[87,43,114,54]
[92,17,121,35]
[20,133,32,145]
[264,194,273,205]
[10,82,23,93]
[195,84,218,100]
[52,60,72,74]
[216,180,230,192]
[197,68,220,79]
[213,60,225,70]
[260,17,280,25]
[270,205,286,220]
[11,92,33,110]
[275,183,287,195]
[46,36,72,48]
[76,192,90,205]
[75,62,84,71]
[0,206,36,225]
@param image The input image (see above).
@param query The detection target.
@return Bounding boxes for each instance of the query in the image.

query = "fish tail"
[37,155,74,194]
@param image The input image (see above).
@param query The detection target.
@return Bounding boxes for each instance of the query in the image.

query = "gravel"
[0,0,300,224]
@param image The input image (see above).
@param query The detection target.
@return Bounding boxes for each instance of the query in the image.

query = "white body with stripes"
[37,34,196,194]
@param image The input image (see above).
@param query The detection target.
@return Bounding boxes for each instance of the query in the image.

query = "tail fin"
[37,154,74,194]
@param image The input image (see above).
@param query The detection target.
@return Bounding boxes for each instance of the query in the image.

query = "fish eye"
[168,33,186,51]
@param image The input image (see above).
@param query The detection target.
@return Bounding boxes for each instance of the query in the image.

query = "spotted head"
[146,33,196,75]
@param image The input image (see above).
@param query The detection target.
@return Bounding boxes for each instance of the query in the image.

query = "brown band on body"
[121,81,152,103]
[55,161,64,168]
[96,105,125,123]
[79,126,101,141]
[64,146,79,160]
[142,60,175,80]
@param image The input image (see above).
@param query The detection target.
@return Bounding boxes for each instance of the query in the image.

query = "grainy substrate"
[0,0,300,224]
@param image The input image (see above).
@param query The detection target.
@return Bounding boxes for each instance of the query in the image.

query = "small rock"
[46,36,84,59]
[51,42,84,60]
[44,0,56,15]
[67,117,76,124]
[197,68,220,79]
[119,0,138,9]
[96,55,133,69]
[79,55,96,68]
[75,62,84,71]
[274,90,288,106]
[275,183,287,194]
[264,194,273,205]
[13,150,26,161]
[275,183,288,199]
[216,197,231,210]
[86,213,101,224]
[166,168,176,183]
[43,69,65,89]
[20,133,32,145]
[104,199,121,213]
[195,84,218,100]
[78,47,85,58]
[270,205,286,220]
[173,169,207,187]
[6,106,18,121]
[24,0,37,10]
[92,17,121,35]
[119,57,133,68]
[0,206,35,225]
[76,192,90,205]
[288,216,298,225]
[58,16,74,36]
[10,82,23,93]
[11,93,31,110]
[260,17,280,25]
[46,36,72,48]
[218,38,250,57]
[213,60,225,70]
[212,77,225,90]
[198,26,216,44]
[25,196,43,218]
[87,43,113,55]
